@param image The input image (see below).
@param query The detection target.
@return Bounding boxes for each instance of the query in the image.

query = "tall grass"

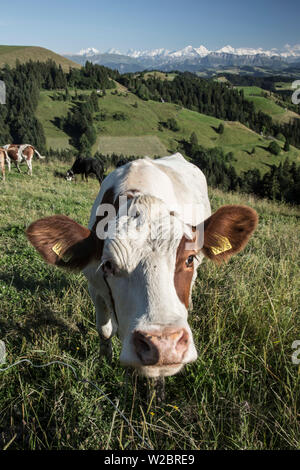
[0,160,299,449]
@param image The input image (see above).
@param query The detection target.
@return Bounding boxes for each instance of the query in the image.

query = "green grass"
[0,45,80,71]
[0,46,26,55]
[0,160,299,449]
[275,82,294,91]
[35,92,74,151]
[98,136,167,156]
[237,86,300,124]
[36,89,300,174]
[138,71,177,81]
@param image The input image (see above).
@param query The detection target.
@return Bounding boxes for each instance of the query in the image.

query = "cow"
[0,148,8,181]
[66,156,104,183]
[26,153,258,378]
[4,144,45,176]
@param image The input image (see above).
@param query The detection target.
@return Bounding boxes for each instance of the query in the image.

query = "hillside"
[236,85,300,124]
[1,160,299,449]
[36,86,300,174]
[0,45,81,71]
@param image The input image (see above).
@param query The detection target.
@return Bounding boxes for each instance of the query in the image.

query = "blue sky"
[0,0,299,54]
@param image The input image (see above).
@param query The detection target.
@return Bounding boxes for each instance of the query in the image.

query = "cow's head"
[66,156,84,178]
[65,169,75,181]
[26,193,258,377]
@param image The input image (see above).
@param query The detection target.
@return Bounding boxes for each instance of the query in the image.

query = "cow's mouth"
[135,363,184,378]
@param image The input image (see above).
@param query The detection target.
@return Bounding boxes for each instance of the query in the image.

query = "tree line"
[181,138,300,205]
[218,73,291,92]
[0,61,46,149]
[55,90,99,152]
[0,60,118,149]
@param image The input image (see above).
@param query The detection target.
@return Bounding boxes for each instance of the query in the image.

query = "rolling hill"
[0,45,80,71]
[35,85,300,174]
[236,85,300,124]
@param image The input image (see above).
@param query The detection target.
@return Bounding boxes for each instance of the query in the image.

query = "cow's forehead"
[101,196,193,271]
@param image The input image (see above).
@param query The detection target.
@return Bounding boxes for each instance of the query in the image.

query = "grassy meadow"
[0,159,299,450]
[36,89,300,175]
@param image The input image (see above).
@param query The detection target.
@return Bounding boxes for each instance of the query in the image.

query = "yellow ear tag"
[210,235,232,256]
[52,241,72,263]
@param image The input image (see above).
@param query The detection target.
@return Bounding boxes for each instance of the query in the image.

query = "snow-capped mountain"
[106,48,122,55]
[194,45,211,57]
[78,47,100,56]
[171,43,297,59]
[168,45,205,58]
[118,44,210,59]
[215,45,299,57]
[76,43,300,59]
[64,43,300,73]
[216,45,276,56]
[126,48,171,58]
[280,43,300,58]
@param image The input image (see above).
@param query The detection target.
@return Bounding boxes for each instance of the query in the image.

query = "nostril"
[133,332,159,365]
[136,337,151,353]
[175,329,189,354]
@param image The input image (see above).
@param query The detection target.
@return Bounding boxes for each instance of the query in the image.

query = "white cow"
[26,153,258,378]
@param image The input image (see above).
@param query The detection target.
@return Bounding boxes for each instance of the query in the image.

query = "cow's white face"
[26,192,258,379]
[65,170,74,181]
[97,196,198,377]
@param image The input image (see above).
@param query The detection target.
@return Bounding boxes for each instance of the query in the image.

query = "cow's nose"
[133,328,189,366]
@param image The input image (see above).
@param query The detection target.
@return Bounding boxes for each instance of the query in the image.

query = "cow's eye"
[185,255,195,268]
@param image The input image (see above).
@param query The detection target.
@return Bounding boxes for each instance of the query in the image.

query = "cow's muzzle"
[132,327,189,367]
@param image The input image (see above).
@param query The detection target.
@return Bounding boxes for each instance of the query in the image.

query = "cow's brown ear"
[26,215,103,270]
[202,205,258,263]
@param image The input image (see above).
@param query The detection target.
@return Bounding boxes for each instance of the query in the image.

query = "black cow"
[66,157,104,183]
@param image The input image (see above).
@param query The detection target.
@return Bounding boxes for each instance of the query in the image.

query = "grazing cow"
[66,156,104,183]
[0,148,8,181]
[26,153,258,378]
[4,144,45,176]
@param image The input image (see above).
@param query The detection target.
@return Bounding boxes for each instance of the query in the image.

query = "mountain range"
[64,44,300,73]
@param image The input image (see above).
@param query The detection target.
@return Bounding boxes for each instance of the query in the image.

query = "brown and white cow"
[4,144,45,176]
[26,153,258,377]
[0,148,8,181]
